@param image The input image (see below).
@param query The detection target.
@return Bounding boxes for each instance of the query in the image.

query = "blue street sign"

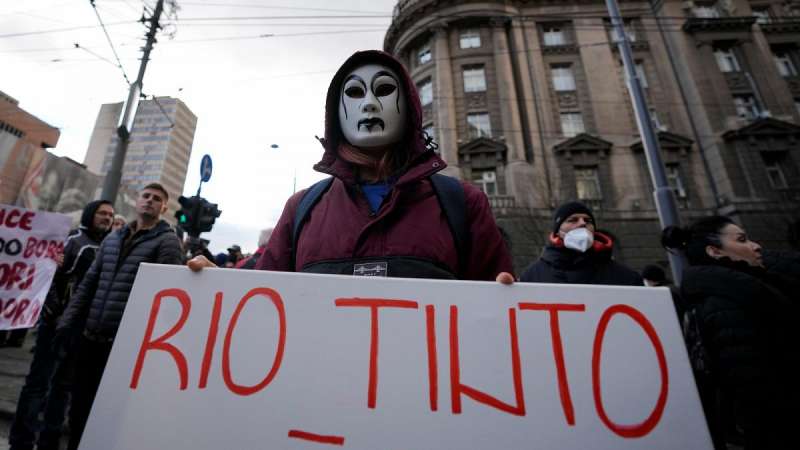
[200,154,213,182]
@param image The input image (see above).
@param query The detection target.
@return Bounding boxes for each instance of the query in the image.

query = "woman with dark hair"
[662,216,799,449]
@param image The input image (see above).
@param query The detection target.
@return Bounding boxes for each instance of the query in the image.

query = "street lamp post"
[604,0,687,284]
[270,144,297,194]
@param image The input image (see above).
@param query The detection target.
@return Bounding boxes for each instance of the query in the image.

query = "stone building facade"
[384,0,800,273]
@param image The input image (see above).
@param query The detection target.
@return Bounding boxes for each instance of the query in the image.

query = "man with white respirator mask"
[520,201,642,285]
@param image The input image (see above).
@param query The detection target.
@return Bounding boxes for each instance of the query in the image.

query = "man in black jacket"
[520,201,641,286]
[8,200,114,450]
[57,183,184,450]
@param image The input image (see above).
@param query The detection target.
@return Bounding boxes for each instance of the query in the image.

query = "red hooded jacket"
[256,50,512,280]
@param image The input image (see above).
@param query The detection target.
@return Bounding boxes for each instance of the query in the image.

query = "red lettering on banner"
[334,298,419,409]
[0,208,34,230]
[130,288,192,390]
[425,304,438,412]
[26,302,41,327]
[450,306,526,416]
[198,292,223,389]
[0,262,27,290]
[20,264,35,290]
[222,287,286,396]
[1,298,17,318]
[288,429,345,446]
[10,299,30,326]
[23,238,63,260]
[592,304,669,438]
[518,302,586,425]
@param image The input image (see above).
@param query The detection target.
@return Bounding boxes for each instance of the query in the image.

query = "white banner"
[82,265,713,450]
[0,204,71,330]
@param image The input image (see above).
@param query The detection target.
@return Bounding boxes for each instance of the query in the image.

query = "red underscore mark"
[592,304,669,438]
[450,305,526,416]
[130,288,191,390]
[518,302,586,425]
[288,429,345,446]
[334,298,419,409]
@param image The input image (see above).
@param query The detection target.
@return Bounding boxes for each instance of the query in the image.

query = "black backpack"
[291,174,469,275]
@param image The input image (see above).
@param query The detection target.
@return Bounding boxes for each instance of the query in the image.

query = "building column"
[510,18,553,208]
[433,25,460,175]
[490,18,526,162]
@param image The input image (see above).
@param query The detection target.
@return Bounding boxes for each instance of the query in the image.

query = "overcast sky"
[1,0,398,253]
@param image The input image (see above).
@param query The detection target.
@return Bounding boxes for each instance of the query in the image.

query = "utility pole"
[604,0,686,283]
[649,0,722,210]
[100,0,165,203]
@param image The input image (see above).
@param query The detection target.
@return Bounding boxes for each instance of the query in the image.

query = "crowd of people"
[5,50,798,450]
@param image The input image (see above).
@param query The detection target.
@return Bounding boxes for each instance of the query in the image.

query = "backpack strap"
[429,173,469,276]
[290,174,469,277]
[291,177,334,271]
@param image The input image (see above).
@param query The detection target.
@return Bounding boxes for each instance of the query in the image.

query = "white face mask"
[563,227,594,253]
[338,64,407,149]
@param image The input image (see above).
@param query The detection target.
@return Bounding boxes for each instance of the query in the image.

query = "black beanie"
[552,201,595,233]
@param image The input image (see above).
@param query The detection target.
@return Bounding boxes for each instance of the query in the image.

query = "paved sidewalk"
[0,331,35,450]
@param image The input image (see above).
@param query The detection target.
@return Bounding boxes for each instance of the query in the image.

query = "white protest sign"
[0,204,71,330]
[81,265,713,450]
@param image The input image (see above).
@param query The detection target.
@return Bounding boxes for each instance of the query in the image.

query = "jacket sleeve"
[157,232,185,265]
[256,190,304,271]
[41,236,78,322]
[58,239,103,332]
[461,182,514,281]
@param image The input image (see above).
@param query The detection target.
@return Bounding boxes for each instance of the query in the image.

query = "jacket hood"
[80,200,112,233]
[315,50,437,184]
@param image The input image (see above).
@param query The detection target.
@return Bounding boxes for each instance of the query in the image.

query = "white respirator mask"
[563,228,594,253]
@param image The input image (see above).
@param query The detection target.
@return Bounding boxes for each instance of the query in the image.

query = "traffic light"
[175,195,220,237]
[175,195,200,236]
[196,199,221,233]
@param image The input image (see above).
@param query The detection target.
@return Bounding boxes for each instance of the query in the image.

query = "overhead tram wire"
[0,11,724,40]
[0,20,137,38]
[72,42,120,67]
[176,2,389,14]
[88,0,133,85]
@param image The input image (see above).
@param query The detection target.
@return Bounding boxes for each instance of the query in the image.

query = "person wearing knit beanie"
[552,201,595,235]
[520,200,642,286]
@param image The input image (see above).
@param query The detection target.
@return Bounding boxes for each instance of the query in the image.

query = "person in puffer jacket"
[9,200,113,450]
[56,183,184,450]
[189,50,513,281]
[520,201,642,285]
[662,216,799,450]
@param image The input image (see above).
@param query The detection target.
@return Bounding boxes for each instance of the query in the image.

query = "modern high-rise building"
[84,97,197,222]
[385,0,800,271]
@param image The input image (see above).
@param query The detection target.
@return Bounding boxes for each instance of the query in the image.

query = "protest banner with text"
[81,265,713,450]
[0,204,71,330]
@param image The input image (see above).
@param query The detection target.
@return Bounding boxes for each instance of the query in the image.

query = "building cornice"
[682,16,756,34]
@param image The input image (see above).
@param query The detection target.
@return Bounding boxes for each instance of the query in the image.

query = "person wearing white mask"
[520,201,641,285]
[188,50,514,282]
